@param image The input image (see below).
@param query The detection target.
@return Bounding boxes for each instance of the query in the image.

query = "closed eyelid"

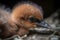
[28,17,41,23]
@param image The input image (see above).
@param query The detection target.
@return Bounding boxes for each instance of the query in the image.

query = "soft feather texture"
[0,3,43,39]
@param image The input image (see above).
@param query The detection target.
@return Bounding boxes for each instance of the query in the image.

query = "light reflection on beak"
[36,20,52,29]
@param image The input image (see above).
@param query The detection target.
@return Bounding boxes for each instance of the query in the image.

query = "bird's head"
[9,3,51,30]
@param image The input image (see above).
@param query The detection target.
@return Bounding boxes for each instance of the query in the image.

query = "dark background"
[0,0,60,18]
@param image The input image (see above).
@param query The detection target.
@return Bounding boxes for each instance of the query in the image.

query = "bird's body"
[0,7,18,39]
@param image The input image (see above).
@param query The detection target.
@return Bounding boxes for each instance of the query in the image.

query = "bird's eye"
[28,17,41,23]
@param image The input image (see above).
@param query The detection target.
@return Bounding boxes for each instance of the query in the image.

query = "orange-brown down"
[0,3,43,39]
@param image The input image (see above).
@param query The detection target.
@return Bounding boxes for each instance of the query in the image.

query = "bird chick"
[9,3,50,37]
[0,2,51,39]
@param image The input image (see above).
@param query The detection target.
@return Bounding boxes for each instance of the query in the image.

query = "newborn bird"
[0,3,51,39]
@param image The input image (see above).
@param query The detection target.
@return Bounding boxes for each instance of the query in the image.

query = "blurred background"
[0,0,60,40]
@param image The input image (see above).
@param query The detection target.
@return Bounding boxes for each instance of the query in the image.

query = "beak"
[29,20,52,33]
[36,20,51,29]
